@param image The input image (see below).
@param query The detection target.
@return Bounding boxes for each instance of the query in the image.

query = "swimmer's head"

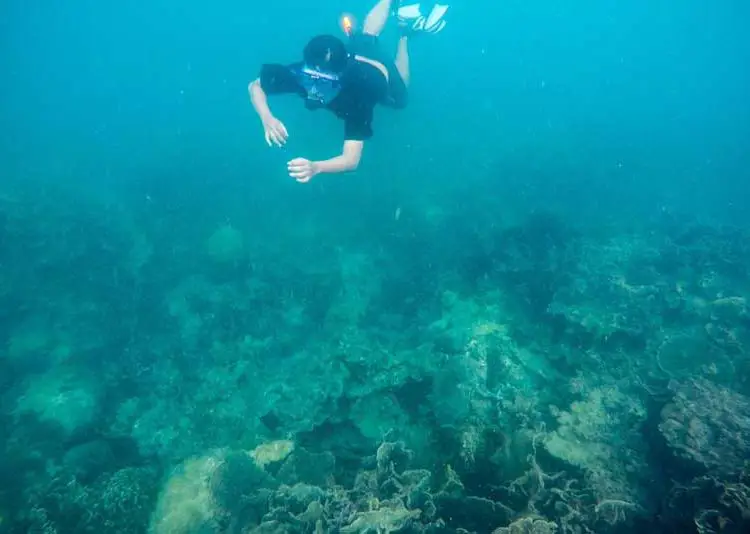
[303,34,348,73]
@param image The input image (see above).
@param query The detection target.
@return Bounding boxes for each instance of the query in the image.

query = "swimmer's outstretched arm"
[249,79,289,147]
[248,79,273,122]
[315,141,364,173]
[287,141,363,182]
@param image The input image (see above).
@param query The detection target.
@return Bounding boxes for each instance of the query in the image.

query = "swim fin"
[424,3,448,33]
[397,2,448,34]
[397,3,422,21]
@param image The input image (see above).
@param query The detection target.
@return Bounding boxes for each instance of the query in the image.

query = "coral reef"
[2,179,750,533]
[660,379,750,476]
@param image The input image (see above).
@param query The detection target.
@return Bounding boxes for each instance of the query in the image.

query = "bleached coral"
[544,384,647,502]
[149,453,226,534]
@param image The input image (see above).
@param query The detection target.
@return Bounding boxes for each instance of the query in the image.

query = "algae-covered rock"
[206,223,244,264]
[13,366,101,437]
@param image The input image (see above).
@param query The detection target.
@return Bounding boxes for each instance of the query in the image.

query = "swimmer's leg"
[392,3,449,93]
[363,0,395,37]
[394,35,410,87]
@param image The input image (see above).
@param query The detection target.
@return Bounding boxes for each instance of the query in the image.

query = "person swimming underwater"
[248,1,450,182]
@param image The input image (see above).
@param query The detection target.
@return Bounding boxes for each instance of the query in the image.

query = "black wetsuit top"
[259,34,406,141]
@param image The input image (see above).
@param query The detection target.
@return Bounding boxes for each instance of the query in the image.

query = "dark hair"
[303,34,348,73]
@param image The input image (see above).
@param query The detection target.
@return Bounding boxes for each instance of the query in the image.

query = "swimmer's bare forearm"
[314,140,363,174]
[248,79,273,121]
[314,155,356,174]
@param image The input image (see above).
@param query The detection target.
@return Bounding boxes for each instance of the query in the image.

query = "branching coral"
[662,473,750,533]
[660,378,750,475]
[544,384,648,506]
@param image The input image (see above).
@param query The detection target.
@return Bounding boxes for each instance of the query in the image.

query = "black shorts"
[348,33,408,109]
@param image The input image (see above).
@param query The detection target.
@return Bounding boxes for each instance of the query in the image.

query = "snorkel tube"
[340,13,355,36]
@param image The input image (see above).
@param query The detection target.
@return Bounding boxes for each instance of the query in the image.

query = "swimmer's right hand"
[262,115,289,147]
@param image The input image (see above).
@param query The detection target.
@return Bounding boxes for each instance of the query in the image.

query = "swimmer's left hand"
[287,157,319,183]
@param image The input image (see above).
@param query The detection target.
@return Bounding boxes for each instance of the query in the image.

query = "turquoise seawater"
[1,1,749,532]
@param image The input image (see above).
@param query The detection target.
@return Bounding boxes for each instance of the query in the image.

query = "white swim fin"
[424,3,448,33]
[397,3,423,21]
[397,2,448,34]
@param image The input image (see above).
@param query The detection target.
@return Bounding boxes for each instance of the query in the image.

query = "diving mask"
[296,65,342,105]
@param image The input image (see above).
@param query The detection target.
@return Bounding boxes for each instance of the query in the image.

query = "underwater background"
[1,0,749,532]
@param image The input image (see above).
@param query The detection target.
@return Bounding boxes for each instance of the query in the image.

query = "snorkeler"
[248,1,450,182]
